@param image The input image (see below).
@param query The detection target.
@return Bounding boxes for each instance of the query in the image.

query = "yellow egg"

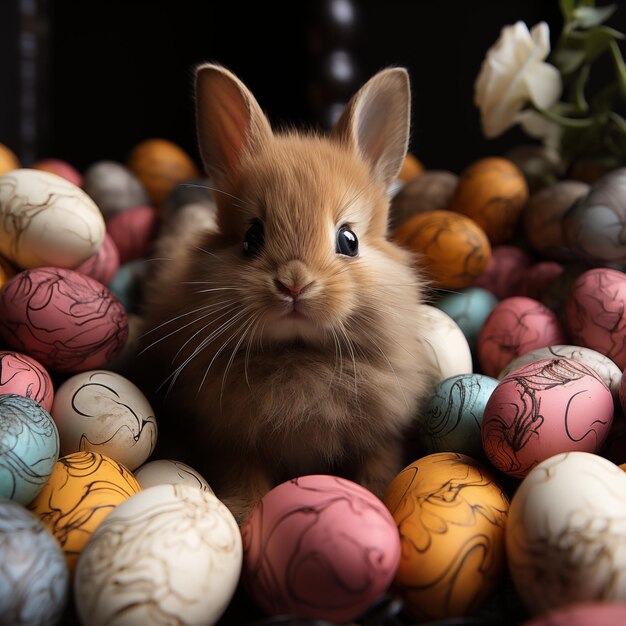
[383,452,509,621]
[450,157,529,244]
[127,138,200,207]
[28,451,141,572]
[392,210,491,289]
[398,153,424,182]
[0,255,16,288]
[0,143,20,175]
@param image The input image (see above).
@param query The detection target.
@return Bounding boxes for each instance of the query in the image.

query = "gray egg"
[161,177,216,219]
[83,160,149,219]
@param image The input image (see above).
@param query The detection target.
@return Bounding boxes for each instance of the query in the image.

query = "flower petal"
[523,62,562,109]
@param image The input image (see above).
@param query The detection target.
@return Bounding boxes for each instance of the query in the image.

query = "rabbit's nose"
[274,279,313,300]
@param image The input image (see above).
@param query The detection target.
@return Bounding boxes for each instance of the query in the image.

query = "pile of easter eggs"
[3,135,626,626]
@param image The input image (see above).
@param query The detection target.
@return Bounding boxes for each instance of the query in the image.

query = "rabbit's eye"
[336,226,359,257]
[243,219,264,257]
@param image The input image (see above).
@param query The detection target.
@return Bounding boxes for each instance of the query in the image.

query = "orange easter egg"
[450,157,529,244]
[398,153,424,182]
[0,143,20,175]
[392,210,491,289]
[127,138,199,207]
[28,451,141,572]
[384,452,509,621]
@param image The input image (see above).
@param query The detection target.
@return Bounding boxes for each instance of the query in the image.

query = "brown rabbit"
[138,63,436,522]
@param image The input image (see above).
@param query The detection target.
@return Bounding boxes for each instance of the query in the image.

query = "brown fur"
[137,64,437,522]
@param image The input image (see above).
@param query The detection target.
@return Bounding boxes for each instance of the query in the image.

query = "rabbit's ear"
[331,67,411,189]
[195,63,272,190]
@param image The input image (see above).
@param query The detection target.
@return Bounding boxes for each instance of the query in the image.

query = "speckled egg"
[449,157,529,244]
[0,267,128,373]
[516,261,564,301]
[566,267,626,369]
[242,474,401,623]
[51,370,157,471]
[0,255,15,289]
[28,451,141,572]
[473,245,534,299]
[417,374,499,458]
[127,138,200,207]
[506,452,626,615]
[0,394,59,505]
[0,499,69,626]
[0,169,105,269]
[134,459,213,493]
[383,452,509,621]
[0,144,20,174]
[393,210,491,289]
[30,158,83,187]
[0,351,54,410]
[482,358,613,478]
[74,232,120,286]
[477,296,567,378]
[522,602,626,626]
[82,160,149,220]
[106,204,160,263]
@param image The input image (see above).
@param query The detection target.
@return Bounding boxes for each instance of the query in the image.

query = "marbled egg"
[82,160,149,220]
[482,358,613,478]
[0,267,128,373]
[516,261,564,301]
[522,602,626,626]
[0,499,69,626]
[0,394,59,505]
[383,452,509,621]
[30,158,83,187]
[0,255,15,289]
[134,459,213,493]
[473,245,534,299]
[242,474,401,623]
[0,143,20,174]
[393,210,491,289]
[0,350,54,410]
[75,484,241,626]
[51,370,157,471]
[477,296,567,377]
[106,204,160,263]
[506,452,626,615]
[417,374,499,458]
[0,169,105,269]
[449,157,529,244]
[28,451,141,572]
[74,232,120,286]
[565,267,626,369]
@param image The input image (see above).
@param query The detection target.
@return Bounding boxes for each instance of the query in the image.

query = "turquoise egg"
[108,259,147,313]
[0,394,59,504]
[0,499,69,624]
[418,374,499,458]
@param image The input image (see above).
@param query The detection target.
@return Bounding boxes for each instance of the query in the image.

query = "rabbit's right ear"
[195,64,273,197]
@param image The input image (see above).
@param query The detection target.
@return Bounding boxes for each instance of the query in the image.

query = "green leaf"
[572,63,591,112]
[580,26,626,64]
[552,47,587,74]
[537,106,596,128]
[610,40,626,100]
[573,5,617,29]
[590,82,619,112]
[560,0,577,20]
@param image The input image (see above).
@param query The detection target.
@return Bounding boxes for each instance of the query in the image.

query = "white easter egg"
[417,304,473,383]
[507,452,626,615]
[0,169,105,269]
[74,484,242,626]
[134,459,213,494]
[51,370,157,471]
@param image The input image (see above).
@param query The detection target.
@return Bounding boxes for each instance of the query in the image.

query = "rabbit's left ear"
[331,67,411,188]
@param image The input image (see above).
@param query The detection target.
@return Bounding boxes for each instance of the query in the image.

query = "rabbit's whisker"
[181,182,256,210]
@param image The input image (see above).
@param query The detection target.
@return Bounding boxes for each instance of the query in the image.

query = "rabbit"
[137,63,437,523]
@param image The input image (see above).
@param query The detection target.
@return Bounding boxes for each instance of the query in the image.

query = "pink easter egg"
[473,245,534,299]
[522,602,626,626]
[106,204,160,264]
[31,158,83,187]
[73,232,120,286]
[482,357,613,478]
[241,474,401,623]
[0,267,128,373]
[566,267,626,369]
[516,261,564,300]
[621,367,626,415]
[477,296,567,377]
[0,350,54,411]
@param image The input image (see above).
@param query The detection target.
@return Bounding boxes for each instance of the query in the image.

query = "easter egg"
[134,459,213,493]
[565,267,626,369]
[241,474,401,623]
[398,152,424,182]
[161,177,215,218]
[505,143,563,194]
[0,499,69,626]
[393,210,491,289]
[74,232,121,286]
[0,255,16,289]
[473,245,534,299]
[0,350,53,410]
[75,484,241,626]
[108,259,147,313]
[383,452,509,621]
[516,261,564,301]
[0,267,128,373]
[30,158,83,187]
[417,373,499,458]
[482,358,613,479]
[449,157,529,244]
[83,160,149,220]
[0,143,20,174]
[28,451,141,571]
[51,370,157,471]
[127,138,200,207]
[477,296,567,378]
[0,394,59,505]
[506,452,626,614]
[0,169,105,269]
[106,204,160,264]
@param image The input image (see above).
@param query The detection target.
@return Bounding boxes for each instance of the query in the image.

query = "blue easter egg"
[418,373,499,458]
[0,394,59,504]
[0,499,69,624]
[108,259,146,313]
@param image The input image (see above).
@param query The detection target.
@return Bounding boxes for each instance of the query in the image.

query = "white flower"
[474,21,562,138]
